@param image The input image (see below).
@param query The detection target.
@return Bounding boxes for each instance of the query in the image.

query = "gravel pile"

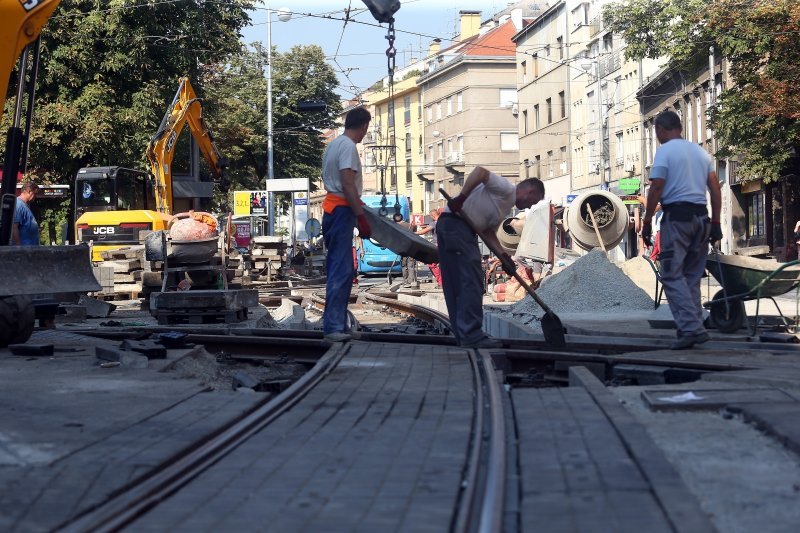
[503,249,654,326]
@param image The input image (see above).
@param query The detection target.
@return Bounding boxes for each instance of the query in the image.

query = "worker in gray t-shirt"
[641,110,722,350]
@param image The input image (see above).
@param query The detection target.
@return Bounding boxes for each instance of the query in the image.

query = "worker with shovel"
[438,167,544,348]
[641,110,722,350]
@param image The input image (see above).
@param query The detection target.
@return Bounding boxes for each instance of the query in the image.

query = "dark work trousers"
[658,211,710,337]
[401,256,417,285]
[322,206,356,335]
[437,215,486,345]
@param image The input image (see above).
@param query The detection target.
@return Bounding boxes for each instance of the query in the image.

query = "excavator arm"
[145,77,226,214]
[0,0,60,116]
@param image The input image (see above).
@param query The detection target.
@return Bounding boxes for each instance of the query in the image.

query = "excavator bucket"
[0,244,100,297]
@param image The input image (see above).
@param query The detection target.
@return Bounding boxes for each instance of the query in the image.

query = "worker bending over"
[440,166,544,348]
[641,110,722,350]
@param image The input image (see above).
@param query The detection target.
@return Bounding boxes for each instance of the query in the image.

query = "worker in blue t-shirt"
[641,111,722,350]
[12,181,40,246]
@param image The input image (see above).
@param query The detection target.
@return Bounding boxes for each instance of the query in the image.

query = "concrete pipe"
[496,217,522,253]
[563,190,628,251]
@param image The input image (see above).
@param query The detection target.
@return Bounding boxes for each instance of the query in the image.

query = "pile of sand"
[503,250,654,325]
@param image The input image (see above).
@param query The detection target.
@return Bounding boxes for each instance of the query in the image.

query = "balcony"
[445,151,463,164]
[598,51,621,78]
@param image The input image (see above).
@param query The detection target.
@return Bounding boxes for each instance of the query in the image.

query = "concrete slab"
[642,387,796,412]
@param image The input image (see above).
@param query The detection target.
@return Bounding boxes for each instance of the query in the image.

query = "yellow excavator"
[75,77,226,261]
[0,0,101,347]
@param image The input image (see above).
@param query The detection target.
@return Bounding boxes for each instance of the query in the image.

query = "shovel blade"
[541,312,566,348]
[0,244,101,296]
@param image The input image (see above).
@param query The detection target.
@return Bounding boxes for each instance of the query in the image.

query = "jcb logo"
[19,0,40,12]
[93,227,116,235]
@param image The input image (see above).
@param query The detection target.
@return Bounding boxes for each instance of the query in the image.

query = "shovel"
[440,189,566,348]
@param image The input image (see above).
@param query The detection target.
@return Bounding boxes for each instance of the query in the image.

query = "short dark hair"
[655,110,682,132]
[518,177,544,198]
[344,107,371,130]
[20,181,39,193]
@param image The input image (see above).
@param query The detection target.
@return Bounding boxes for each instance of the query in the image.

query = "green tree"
[3,0,255,186]
[201,43,341,211]
[603,0,800,183]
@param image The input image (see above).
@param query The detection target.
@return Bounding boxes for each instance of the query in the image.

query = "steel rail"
[59,343,350,533]
[452,347,507,533]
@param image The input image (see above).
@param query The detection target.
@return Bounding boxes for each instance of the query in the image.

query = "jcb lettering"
[20,0,40,12]
[94,227,116,235]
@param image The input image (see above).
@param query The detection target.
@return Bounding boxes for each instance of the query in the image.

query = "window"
[534,104,540,129]
[534,155,541,178]
[588,141,597,173]
[603,33,613,53]
[388,101,395,128]
[532,53,539,78]
[616,131,624,165]
[499,88,517,108]
[547,150,554,177]
[457,135,463,154]
[405,132,412,154]
[428,145,434,165]
[523,110,529,135]
[557,36,564,60]
[447,138,453,157]
[436,102,442,120]
[696,94,703,143]
[705,88,713,140]
[645,121,653,165]
[559,146,567,174]
[544,45,551,73]
[418,135,423,154]
[417,96,422,120]
[748,191,765,237]
[674,101,682,121]
[614,77,622,112]
[457,92,463,112]
[559,91,565,119]
[500,132,519,151]
[684,96,693,142]
[437,141,443,160]
[446,96,453,116]
[426,106,432,123]
[521,60,527,84]
[406,159,412,185]
[546,97,552,124]
[404,96,411,125]
[588,91,596,123]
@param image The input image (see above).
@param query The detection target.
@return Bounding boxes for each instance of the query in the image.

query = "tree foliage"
[2,0,255,186]
[603,0,800,182]
[201,43,341,211]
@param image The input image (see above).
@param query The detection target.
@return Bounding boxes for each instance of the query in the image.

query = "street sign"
[618,178,641,193]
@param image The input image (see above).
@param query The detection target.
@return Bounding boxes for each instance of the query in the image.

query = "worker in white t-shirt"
[439,166,544,349]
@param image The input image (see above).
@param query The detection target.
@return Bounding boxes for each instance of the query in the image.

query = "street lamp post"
[267,6,291,236]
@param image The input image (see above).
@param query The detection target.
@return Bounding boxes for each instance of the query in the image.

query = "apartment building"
[363,69,426,214]
[416,11,526,212]
[637,57,766,256]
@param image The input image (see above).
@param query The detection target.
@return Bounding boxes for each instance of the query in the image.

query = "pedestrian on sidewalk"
[416,207,442,286]
[439,166,544,348]
[12,181,39,246]
[320,107,372,342]
[641,110,722,350]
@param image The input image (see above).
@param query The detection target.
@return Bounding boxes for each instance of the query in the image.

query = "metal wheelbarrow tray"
[703,254,800,334]
[362,206,439,264]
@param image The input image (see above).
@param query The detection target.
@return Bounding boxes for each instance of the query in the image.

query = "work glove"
[499,253,517,277]
[449,193,467,214]
[709,221,723,243]
[356,214,372,239]
[641,221,653,248]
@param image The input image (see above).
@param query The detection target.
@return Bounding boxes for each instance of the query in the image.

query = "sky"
[243,1,516,100]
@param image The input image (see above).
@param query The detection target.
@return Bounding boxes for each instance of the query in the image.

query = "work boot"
[670,332,710,350]
[460,336,503,349]
[324,332,352,343]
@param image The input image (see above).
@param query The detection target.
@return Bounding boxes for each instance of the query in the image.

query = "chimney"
[459,10,481,41]
[511,8,523,31]
[428,38,441,57]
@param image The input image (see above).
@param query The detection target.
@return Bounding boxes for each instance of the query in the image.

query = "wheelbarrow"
[703,253,800,334]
